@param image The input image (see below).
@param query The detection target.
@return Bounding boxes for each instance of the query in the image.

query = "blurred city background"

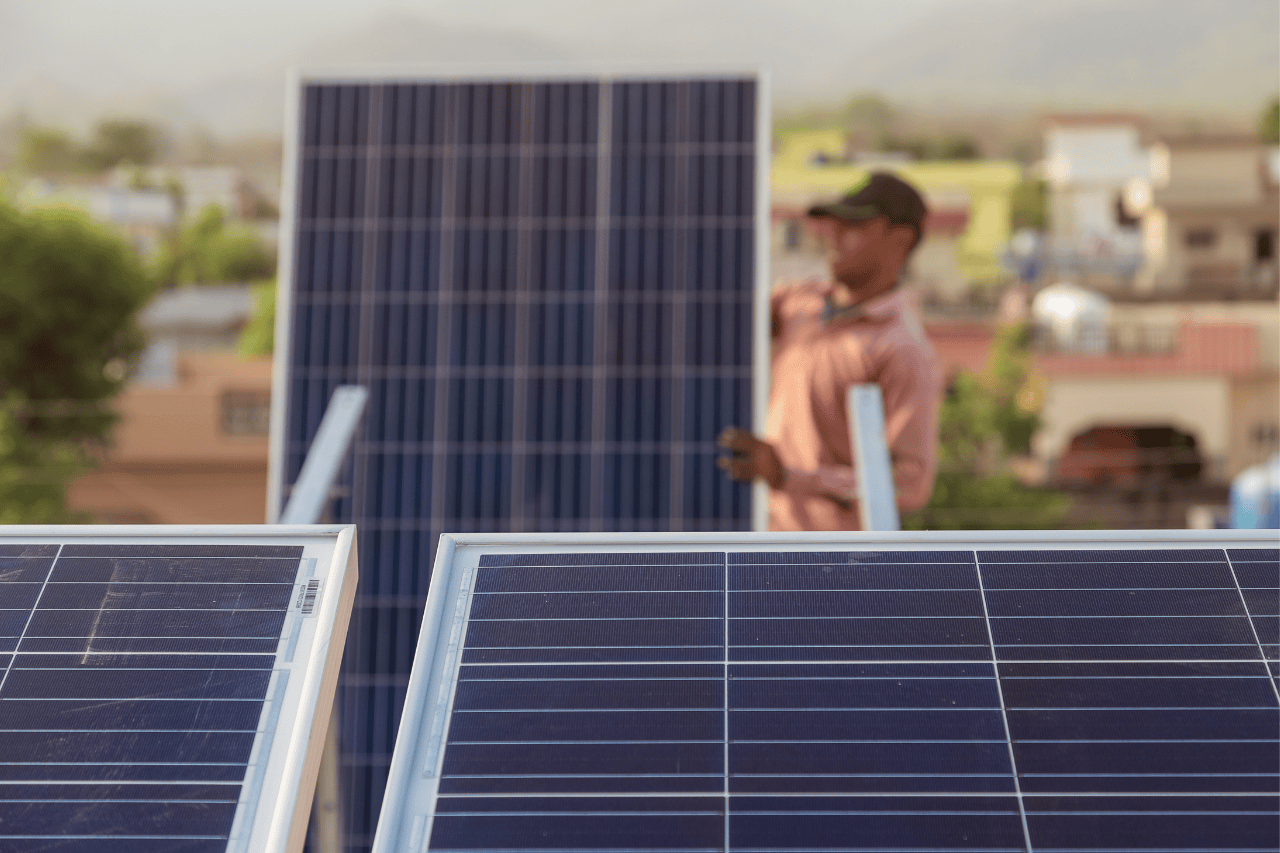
[1,0,1277,531]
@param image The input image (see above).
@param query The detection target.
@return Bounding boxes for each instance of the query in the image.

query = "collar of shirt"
[821,285,903,326]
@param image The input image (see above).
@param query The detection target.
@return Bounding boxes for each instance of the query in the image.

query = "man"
[718,172,943,530]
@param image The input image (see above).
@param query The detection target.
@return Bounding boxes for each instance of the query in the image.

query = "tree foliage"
[152,204,275,286]
[0,202,154,521]
[80,119,163,171]
[238,279,277,356]
[15,118,163,175]
[1009,178,1048,232]
[843,93,895,148]
[1259,95,1279,145]
[877,133,981,161]
[17,127,80,175]
[903,323,1071,530]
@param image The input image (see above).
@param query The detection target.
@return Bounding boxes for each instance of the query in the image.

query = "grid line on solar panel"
[0,544,60,700]
[0,541,311,849]
[305,141,753,153]
[1222,549,1280,702]
[414,548,1274,845]
[966,552,1035,850]
[970,547,1278,852]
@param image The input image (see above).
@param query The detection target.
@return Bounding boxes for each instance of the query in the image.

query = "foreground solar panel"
[268,67,768,847]
[0,525,357,852]
[373,530,1279,852]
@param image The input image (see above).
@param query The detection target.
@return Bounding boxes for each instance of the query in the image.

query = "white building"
[1041,115,1150,284]
[16,179,176,254]
[1044,115,1151,237]
[111,165,275,222]
[1130,137,1279,296]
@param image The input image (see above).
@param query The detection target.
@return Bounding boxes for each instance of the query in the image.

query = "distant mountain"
[0,1,1273,138]
[825,0,1278,111]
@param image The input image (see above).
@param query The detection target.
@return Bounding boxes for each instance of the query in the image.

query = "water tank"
[1230,454,1280,529]
[1031,282,1110,354]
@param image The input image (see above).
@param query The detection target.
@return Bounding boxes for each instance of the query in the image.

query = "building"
[109,164,281,250]
[926,300,1278,488]
[1039,114,1150,289]
[136,284,258,359]
[1132,136,1279,297]
[111,165,277,221]
[1043,114,1150,241]
[15,178,176,255]
[67,352,272,523]
[1034,319,1276,484]
[67,285,269,523]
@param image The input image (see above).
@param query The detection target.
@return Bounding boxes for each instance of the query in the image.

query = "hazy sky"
[3,0,962,90]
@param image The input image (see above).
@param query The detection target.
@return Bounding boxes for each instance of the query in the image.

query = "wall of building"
[1035,375,1231,480]
[67,352,272,523]
[1153,146,1266,206]
[1144,142,1279,292]
[1229,374,1280,476]
[1107,302,1277,362]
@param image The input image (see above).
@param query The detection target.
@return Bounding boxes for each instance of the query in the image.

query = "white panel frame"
[0,525,359,853]
[278,386,369,525]
[372,528,1277,852]
[266,64,772,529]
[848,383,900,531]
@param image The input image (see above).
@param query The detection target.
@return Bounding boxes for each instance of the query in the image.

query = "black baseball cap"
[807,172,928,238]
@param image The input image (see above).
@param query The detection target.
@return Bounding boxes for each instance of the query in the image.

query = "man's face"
[820,216,891,289]
[824,217,885,284]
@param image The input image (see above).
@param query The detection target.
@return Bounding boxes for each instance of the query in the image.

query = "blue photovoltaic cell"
[0,543,303,852]
[282,75,759,849]
[423,546,1280,852]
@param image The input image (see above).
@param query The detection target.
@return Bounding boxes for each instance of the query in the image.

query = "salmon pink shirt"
[767,280,943,531]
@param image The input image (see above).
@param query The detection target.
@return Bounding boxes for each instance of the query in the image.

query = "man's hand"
[717,428,786,490]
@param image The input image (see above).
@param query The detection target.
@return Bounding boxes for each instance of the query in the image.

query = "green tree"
[80,118,162,171]
[1009,177,1048,232]
[876,133,980,161]
[932,135,980,160]
[0,202,154,521]
[17,126,81,175]
[843,93,895,149]
[238,279,277,356]
[1259,96,1279,145]
[903,323,1070,530]
[153,204,275,286]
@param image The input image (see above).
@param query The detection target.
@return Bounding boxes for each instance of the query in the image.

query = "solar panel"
[0,525,357,852]
[374,531,1279,852]
[268,67,768,847]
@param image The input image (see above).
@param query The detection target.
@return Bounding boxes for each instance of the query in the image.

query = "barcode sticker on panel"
[295,579,322,616]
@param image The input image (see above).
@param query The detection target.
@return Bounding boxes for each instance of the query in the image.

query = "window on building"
[1253,423,1279,454]
[1255,229,1276,262]
[1113,193,1139,229]
[221,390,271,436]
[1184,228,1217,248]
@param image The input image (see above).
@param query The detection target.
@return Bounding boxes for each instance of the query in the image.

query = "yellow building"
[772,129,1023,285]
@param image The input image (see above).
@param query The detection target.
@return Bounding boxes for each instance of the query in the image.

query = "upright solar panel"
[0,525,357,852]
[269,68,768,849]
[375,531,1279,852]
